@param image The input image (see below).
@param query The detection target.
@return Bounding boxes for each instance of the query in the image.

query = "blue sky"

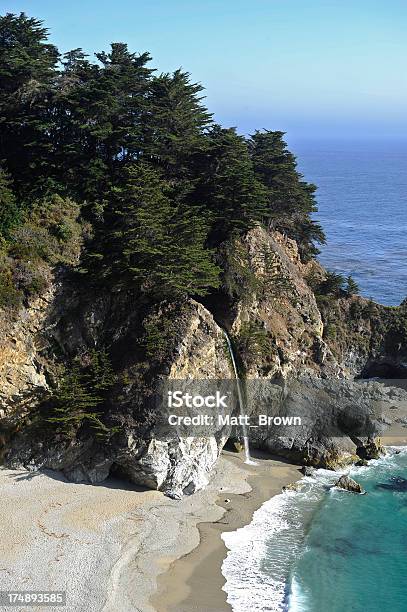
[3,0,407,144]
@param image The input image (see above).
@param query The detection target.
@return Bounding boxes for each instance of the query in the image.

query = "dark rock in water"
[377,476,407,492]
[356,439,385,461]
[355,459,369,467]
[301,466,315,476]
[334,475,365,494]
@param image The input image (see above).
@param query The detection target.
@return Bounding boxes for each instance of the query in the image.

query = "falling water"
[223,330,256,465]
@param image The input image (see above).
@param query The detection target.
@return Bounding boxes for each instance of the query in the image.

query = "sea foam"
[221,469,338,611]
[221,448,407,612]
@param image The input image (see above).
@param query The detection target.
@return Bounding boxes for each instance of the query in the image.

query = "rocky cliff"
[1,228,406,495]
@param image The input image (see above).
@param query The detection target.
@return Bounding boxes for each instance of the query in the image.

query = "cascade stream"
[223,330,256,465]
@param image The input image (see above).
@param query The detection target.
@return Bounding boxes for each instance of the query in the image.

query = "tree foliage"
[85,164,220,298]
[249,130,325,257]
[0,11,325,308]
[345,275,360,295]
[43,350,117,439]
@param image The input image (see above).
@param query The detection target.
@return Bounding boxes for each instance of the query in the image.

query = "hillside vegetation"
[0,12,325,309]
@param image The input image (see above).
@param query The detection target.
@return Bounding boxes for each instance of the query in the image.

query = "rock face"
[228,228,332,379]
[334,475,365,494]
[4,298,232,498]
[0,283,55,429]
[1,228,405,496]
[246,376,389,468]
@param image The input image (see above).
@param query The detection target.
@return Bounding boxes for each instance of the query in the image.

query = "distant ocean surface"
[222,448,407,612]
[294,142,407,306]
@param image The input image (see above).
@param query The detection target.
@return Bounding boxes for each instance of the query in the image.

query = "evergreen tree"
[0,13,59,197]
[53,43,154,210]
[195,126,268,242]
[0,168,19,239]
[44,350,116,438]
[249,130,325,257]
[319,271,346,296]
[145,70,212,173]
[85,163,220,299]
[0,11,328,308]
[345,275,359,295]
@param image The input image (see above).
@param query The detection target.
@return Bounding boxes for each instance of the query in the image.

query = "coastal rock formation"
[246,376,389,468]
[0,282,55,429]
[1,228,405,495]
[334,475,365,494]
[226,228,333,379]
[282,481,302,492]
[4,297,232,498]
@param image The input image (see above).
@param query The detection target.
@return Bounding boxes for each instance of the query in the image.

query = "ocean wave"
[221,450,407,611]
[221,470,338,611]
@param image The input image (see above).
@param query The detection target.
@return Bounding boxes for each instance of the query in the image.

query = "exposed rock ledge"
[1,228,406,496]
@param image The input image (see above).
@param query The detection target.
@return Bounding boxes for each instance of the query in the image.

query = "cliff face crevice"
[0,283,56,429]
[1,228,406,494]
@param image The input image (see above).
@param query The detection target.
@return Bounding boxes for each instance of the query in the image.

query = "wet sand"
[152,452,301,612]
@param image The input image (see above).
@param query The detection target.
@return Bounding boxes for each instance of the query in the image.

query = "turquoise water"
[222,448,407,612]
[294,142,407,306]
[288,449,407,612]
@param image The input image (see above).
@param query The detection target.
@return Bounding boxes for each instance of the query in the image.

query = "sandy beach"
[1,438,405,612]
[0,451,299,612]
[152,451,301,612]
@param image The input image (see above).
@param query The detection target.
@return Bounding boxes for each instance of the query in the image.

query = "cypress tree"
[85,163,220,299]
[0,13,59,198]
[195,126,268,242]
[0,168,19,239]
[249,130,325,258]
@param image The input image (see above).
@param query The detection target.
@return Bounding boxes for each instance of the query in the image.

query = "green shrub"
[40,350,118,440]
[235,320,270,360]
[317,271,346,296]
[0,269,22,308]
[345,275,359,295]
[324,323,337,340]
[0,168,20,240]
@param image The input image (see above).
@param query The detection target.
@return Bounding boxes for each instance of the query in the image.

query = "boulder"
[356,439,385,460]
[334,474,365,494]
[355,459,369,467]
[282,481,301,492]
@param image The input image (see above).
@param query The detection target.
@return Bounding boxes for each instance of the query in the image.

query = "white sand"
[0,454,255,612]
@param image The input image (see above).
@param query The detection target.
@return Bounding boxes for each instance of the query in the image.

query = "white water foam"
[221,449,407,612]
[287,574,310,612]
[221,469,338,611]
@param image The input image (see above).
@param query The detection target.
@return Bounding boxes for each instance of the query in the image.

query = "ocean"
[294,141,407,306]
[221,141,407,611]
[222,448,407,612]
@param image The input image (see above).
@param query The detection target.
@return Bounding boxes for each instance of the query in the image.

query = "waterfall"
[223,330,256,465]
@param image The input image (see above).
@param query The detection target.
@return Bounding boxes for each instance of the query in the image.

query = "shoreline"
[152,451,301,612]
[1,440,406,612]
[0,452,299,612]
[152,439,407,612]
